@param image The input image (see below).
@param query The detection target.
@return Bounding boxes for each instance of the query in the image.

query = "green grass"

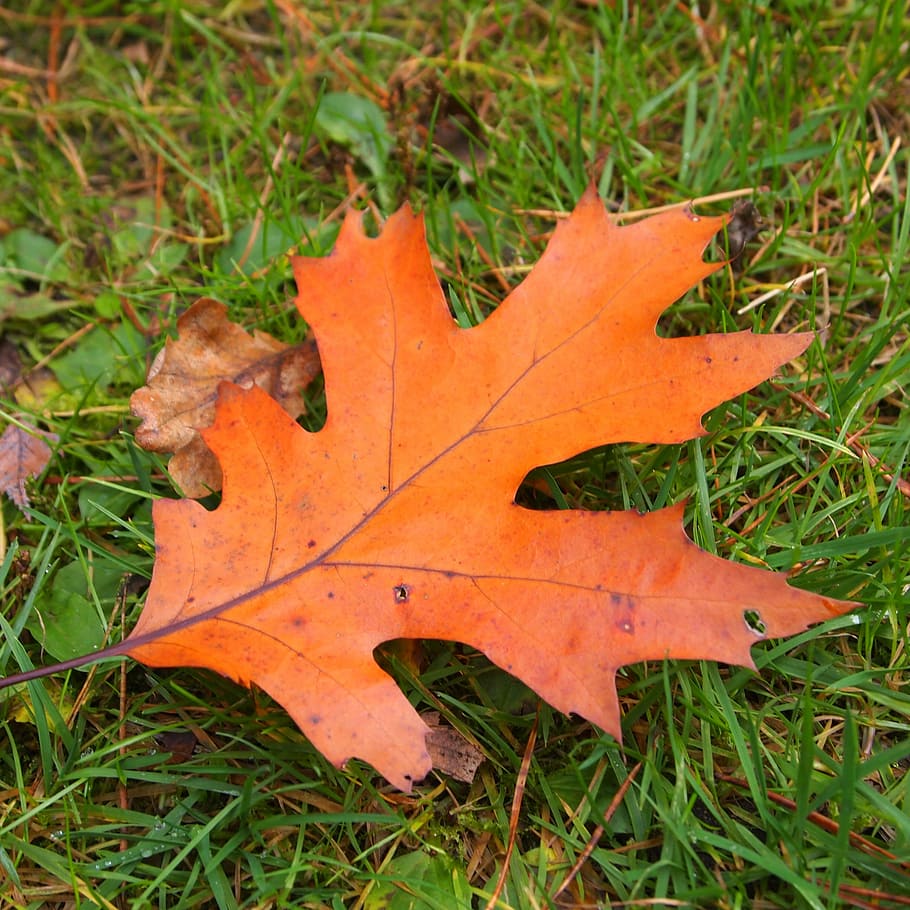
[0,1,908,907]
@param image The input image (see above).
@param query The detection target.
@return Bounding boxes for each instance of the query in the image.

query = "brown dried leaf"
[724,201,764,265]
[0,338,23,391]
[0,420,56,509]
[421,712,484,783]
[130,298,321,497]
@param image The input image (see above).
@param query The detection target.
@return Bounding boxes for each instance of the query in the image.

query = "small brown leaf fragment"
[130,298,321,497]
[152,730,199,763]
[0,421,56,508]
[164,435,223,501]
[421,712,484,783]
[0,338,23,390]
[723,201,764,265]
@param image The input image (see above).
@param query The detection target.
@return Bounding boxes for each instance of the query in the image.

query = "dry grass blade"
[550,761,643,903]
[483,709,539,910]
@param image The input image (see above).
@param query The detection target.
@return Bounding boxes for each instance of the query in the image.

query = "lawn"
[0,2,908,908]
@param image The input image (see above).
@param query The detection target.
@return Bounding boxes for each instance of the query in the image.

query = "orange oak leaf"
[130,297,320,497]
[1,188,855,789]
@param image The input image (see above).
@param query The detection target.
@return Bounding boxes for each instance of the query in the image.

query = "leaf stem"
[0,643,129,689]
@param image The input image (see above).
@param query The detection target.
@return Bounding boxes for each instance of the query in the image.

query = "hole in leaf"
[194,490,222,512]
[299,371,327,432]
[743,609,766,636]
[361,208,384,238]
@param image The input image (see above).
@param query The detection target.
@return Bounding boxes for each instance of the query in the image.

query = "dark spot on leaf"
[327,591,335,599]
[310,714,321,725]
[394,584,410,603]
[705,356,712,364]
[611,593,635,634]
[307,539,317,548]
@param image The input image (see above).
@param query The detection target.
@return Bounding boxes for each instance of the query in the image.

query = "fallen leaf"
[2,188,856,791]
[723,200,764,265]
[113,187,855,789]
[0,338,23,390]
[130,298,321,496]
[0,420,56,509]
[422,712,484,783]
[152,730,200,763]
